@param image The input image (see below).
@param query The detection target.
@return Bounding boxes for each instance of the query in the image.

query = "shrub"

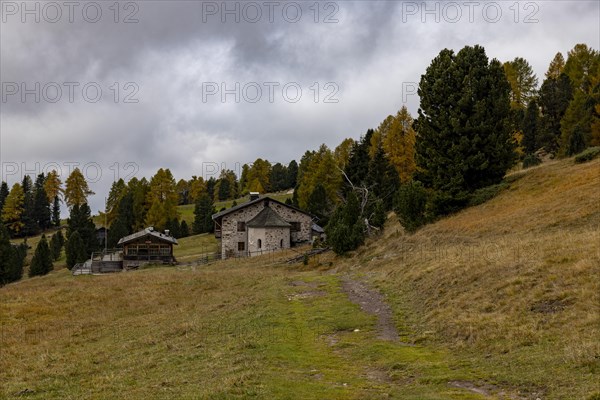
[428,190,470,218]
[574,147,600,163]
[393,181,428,233]
[326,192,365,254]
[468,182,509,207]
[29,235,53,277]
[522,153,542,169]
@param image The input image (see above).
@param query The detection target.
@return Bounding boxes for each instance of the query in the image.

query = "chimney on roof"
[249,192,260,201]
[165,229,170,237]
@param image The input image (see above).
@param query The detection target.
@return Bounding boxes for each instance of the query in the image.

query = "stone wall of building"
[268,202,313,242]
[219,199,313,258]
[247,226,290,255]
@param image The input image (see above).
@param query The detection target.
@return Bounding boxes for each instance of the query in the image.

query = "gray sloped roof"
[117,228,178,245]
[247,207,291,228]
[312,223,325,233]
[212,196,313,220]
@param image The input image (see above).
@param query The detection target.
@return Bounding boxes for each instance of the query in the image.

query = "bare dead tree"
[336,166,380,235]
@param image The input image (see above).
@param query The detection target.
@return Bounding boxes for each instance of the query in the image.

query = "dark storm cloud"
[1,0,599,212]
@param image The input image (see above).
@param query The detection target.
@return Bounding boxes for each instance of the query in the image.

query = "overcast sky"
[1,0,598,213]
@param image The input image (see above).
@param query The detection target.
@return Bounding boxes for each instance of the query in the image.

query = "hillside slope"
[0,158,597,399]
[342,157,600,398]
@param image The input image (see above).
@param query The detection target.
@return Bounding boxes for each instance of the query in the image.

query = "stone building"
[212,195,316,259]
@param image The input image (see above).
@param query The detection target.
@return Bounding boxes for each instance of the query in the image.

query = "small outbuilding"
[117,227,178,269]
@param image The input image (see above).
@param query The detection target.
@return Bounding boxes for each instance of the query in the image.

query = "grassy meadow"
[177,191,293,226]
[1,157,598,399]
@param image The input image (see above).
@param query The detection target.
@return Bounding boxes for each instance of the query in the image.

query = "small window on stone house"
[237,221,246,232]
[290,222,301,232]
[238,242,245,251]
[258,239,262,249]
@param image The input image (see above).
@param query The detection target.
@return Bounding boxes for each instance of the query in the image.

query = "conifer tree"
[307,183,330,226]
[64,168,94,208]
[559,44,600,154]
[416,45,514,201]
[21,175,38,236]
[66,231,87,269]
[50,230,64,261]
[393,181,428,233]
[286,160,298,188]
[67,203,97,257]
[179,220,190,238]
[1,183,25,236]
[107,217,129,248]
[383,106,417,183]
[538,73,573,152]
[522,100,540,154]
[145,168,179,230]
[0,182,9,213]
[325,191,365,255]
[0,225,25,284]
[368,143,401,211]
[29,234,53,277]
[503,57,539,109]
[193,194,215,234]
[33,174,51,231]
[52,196,61,227]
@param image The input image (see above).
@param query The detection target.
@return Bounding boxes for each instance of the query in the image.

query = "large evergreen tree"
[286,160,299,189]
[307,183,330,226]
[325,191,365,255]
[416,45,514,200]
[51,196,61,227]
[179,220,190,238]
[129,177,150,230]
[0,225,25,285]
[345,129,374,191]
[67,203,97,258]
[538,73,573,152]
[0,182,9,213]
[522,100,540,154]
[107,217,129,248]
[33,174,51,231]
[21,175,38,236]
[193,194,215,234]
[270,163,289,192]
[368,143,400,211]
[49,230,65,261]
[29,234,53,277]
[66,231,87,269]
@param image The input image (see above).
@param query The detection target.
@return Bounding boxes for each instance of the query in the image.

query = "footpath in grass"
[254,272,490,399]
[1,264,490,399]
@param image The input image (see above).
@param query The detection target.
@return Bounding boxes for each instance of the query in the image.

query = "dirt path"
[340,276,400,341]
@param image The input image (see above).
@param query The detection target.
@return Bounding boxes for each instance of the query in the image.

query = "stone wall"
[219,199,313,258]
[247,227,290,255]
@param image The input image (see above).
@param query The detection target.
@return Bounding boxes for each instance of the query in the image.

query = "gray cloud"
[1,0,599,213]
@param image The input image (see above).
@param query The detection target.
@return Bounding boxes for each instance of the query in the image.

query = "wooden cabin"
[117,227,178,269]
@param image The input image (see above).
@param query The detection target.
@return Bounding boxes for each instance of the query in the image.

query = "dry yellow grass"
[1,157,598,399]
[336,157,600,398]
